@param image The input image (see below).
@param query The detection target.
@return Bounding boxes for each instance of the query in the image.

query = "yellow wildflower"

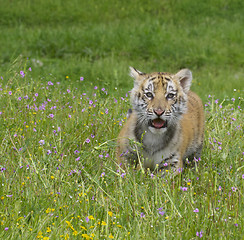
[81,234,92,240]
[66,221,72,227]
[36,231,43,239]
[80,226,87,230]
[108,211,113,217]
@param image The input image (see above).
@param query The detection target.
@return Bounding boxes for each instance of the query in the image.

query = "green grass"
[0,0,244,99]
[0,0,244,239]
[0,58,243,239]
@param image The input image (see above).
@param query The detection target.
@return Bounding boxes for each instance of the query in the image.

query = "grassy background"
[0,0,243,239]
[0,0,244,100]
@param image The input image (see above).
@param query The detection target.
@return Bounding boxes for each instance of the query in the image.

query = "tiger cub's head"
[130,67,192,134]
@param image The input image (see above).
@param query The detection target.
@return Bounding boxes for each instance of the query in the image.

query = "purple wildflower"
[158,211,165,216]
[39,140,45,145]
[194,157,201,162]
[47,150,52,155]
[180,187,188,191]
[196,230,203,238]
[193,208,199,213]
[177,168,183,173]
[85,138,90,143]
[20,71,25,78]
[121,173,126,178]
[100,172,105,177]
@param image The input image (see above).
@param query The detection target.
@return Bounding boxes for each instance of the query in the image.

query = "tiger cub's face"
[130,67,192,134]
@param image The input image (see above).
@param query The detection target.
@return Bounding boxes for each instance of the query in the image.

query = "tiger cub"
[116,67,204,174]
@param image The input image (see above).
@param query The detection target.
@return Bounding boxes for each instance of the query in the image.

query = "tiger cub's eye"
[145,92,153,98]
[167,93,175,99]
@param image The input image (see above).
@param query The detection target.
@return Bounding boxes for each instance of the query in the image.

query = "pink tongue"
[152,119,165,128]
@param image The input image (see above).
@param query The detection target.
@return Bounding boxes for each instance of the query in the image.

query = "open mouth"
[150,118,167,129]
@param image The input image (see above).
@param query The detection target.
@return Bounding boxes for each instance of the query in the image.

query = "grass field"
[0,0,244,99]
[0,0,244,239]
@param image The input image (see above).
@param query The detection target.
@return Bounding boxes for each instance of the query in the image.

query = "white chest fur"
[139,127,180,171]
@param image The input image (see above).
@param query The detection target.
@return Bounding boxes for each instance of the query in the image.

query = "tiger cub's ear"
[174,69,192,93]
[129,67,144,88]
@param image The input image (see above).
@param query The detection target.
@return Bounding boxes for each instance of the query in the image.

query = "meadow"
[0,0,244,239]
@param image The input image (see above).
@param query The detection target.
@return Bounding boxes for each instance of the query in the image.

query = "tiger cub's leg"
[159,153,183,175]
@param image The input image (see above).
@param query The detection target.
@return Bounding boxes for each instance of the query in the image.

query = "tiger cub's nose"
[153,108,165,116]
